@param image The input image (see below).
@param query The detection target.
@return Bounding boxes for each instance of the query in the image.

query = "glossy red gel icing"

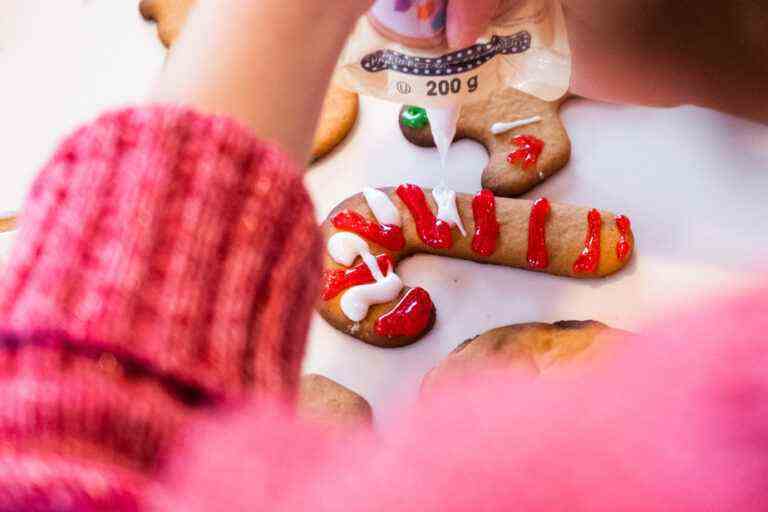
[332,210,405,251]
[374,287,434,339]
[573,209,602,274]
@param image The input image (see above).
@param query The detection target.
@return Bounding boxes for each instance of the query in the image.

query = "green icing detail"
[401,106,429,129]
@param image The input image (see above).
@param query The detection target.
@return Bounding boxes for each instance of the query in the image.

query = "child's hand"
[564,0,768,120]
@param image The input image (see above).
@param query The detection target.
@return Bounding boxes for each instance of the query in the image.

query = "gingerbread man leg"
[400,89,571,197]
[318,184,634,348]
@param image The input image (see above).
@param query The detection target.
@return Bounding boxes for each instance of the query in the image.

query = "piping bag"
[335,0,571,171]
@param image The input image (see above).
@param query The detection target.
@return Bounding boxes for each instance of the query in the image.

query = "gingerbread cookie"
[298,374,373,431]
[311,86,359,162]
[319,184,635,348]
[139,0,195,48]
[399,89,571,197]
[0,214,16,233]
[139,0,358,161]
[421,321,629,394]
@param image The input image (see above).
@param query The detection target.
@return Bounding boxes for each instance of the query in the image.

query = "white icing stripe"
[360,250,385,282]
[327,231,404,321]
[490,116,542,135]
[328,232,371,267]
[363,187,401,227]
[340,272,404,322]
[432,186,467,237]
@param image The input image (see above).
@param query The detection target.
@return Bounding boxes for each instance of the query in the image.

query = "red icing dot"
[527,198,551,269]
[507,135,544,170]
[332,210,405,251]
[322,255,394,301]
[573,209,602,274]
[616,215,632,261]
[374,288,434,339]
[471,189,500,257]
[396,184,453,249]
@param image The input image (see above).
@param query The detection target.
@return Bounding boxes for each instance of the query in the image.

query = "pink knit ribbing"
[0,106,321,401]
[0,106,322,496]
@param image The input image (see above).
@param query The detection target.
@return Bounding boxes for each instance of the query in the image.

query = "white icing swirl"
[327,232,371,267]
[432,186,467,237]
[490,116,542,135]
[340,271,404,322]
[363,187,401,227]
[327,231,403,321]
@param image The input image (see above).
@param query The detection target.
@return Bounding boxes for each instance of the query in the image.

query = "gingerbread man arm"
[400,89,571,197]
[318,185,634,348]
[139,0,196,48]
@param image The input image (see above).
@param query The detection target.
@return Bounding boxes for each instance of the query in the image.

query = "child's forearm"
[565,0,768,121]
[152,0,368,163]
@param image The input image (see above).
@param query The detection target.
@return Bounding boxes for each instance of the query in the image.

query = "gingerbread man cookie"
[139,0,358,162]
[421,321,629,394]
[399,88,571,197]
[319,185,635,348]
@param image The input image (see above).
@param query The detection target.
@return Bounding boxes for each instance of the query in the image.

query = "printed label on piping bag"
[336,0,571,107]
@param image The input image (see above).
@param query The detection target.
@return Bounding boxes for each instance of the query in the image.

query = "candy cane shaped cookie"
[319,184,635,348]
[399,88,571,197]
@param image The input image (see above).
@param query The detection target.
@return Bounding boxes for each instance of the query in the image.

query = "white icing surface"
[363,187,401,227]
[432,186,467,236]
[327,232,371,267]
[426,106,461,171]
[490,116,542,135]
[340,271,404,322]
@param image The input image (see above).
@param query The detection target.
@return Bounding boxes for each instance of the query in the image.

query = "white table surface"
[2,1,767,423]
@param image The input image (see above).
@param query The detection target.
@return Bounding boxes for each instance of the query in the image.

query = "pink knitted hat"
[0,106,322,508]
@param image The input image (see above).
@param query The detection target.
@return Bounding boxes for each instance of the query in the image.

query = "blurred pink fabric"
[168,284,768,511]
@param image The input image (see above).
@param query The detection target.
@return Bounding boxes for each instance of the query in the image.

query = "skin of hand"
[447,0,500,49]
[151,0,507,161]
[153,0,373,164]
[563,0,768,121]
[451,0,768,121]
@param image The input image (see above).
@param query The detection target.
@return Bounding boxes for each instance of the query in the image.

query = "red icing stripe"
[374,288,434,339]
[507,135,544,170]
[527,198,551,269]
[322,255,394,301]
[616,215,632,261]
[471,189,500,257]
[332,210,405,251]
[573,209,602,274]
[396,184,453,249]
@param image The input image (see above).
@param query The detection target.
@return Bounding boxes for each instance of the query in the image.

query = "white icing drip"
[327,232,371,267]
[490,116,542,135]
[432,186,467,237]
[340,271,404,322]
[425,106,460,170]
[363,187,401,227]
